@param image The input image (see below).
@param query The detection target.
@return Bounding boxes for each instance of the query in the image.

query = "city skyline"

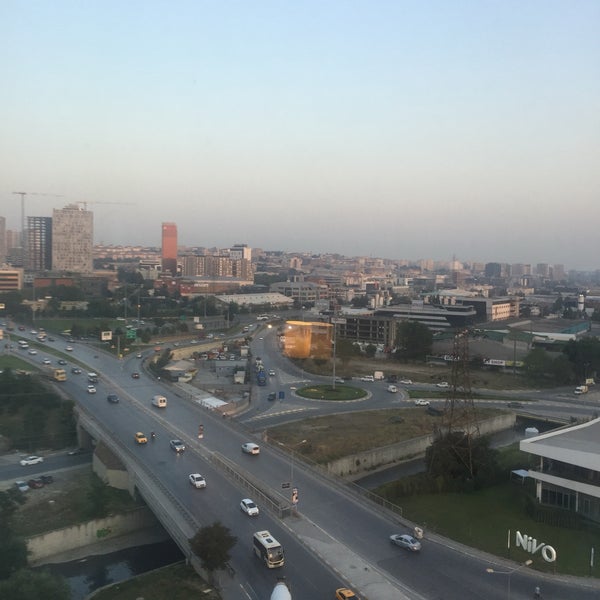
[2,2,599,269]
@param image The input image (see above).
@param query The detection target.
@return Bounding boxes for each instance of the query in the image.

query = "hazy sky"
[2,1,599,269]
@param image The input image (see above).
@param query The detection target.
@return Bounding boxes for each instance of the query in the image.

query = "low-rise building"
[520,418,600,523]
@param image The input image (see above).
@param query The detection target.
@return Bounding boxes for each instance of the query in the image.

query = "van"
[87,372,98,383]
[152,395,167,408]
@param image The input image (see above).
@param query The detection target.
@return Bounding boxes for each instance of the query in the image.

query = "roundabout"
[295,384,367,401]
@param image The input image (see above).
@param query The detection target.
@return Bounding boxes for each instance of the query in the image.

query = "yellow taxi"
[134,432,148,444]
[335,589,357,600]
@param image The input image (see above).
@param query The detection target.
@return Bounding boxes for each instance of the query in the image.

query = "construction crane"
[76,200,136,210]
[12,191,64,248]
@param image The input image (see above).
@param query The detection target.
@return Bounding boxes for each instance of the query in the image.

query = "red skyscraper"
[161,222,178,276]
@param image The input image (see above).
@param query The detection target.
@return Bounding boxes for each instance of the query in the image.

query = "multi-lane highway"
[5,326,600,599]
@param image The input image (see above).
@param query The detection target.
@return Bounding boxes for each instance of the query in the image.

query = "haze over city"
[2,1,599,269]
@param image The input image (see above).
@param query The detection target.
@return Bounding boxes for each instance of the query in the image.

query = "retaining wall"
[327,413,516,478]
[27,507,159,563]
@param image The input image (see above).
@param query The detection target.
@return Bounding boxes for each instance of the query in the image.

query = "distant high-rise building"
[161,222,178,276]
[230,243,252,261]
[484,262,502,278]
[26,216,53,272]
[553,264,565,281]
[52,205,93,273]
[536,263,550,278]
[0,217,6,264]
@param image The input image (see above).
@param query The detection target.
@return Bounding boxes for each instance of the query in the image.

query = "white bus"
[253,530,284,568]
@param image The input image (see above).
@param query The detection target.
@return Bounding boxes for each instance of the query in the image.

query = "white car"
[436,381,449,388]
[65,346,74,351]
[387,385,398,393]
[242,442,260,455]
[28,349,38,355]
[360,375,375,382]
[415,399,431,406]
[42,358,52,365]
[189,473,206,488]
[240,498,259,516]
[20,455,44,466]
[268,369,276,376]
[15,480,29,493]
[87,385,97,394]
[400,379,413,385]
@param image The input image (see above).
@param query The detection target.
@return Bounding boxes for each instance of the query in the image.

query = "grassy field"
[11,470,142,537]
[394,480,600,577]
[267,407,503,463]
[89,563,220,600]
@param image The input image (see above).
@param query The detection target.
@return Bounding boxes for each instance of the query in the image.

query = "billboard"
[283,321,332,359]
[101,331,113,341]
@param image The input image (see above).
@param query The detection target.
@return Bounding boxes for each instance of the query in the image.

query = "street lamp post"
[290,439,307,487]
[486,559,532,600]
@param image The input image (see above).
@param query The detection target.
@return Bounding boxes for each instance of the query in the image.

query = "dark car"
[267,392,277,401]
[40,474,54,484]
[132,372,140,379]
[28,478,44,489]
[107,394,119,404]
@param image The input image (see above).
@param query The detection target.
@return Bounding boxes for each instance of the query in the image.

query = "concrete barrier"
[27,507,159,563]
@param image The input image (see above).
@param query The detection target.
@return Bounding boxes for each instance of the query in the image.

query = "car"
[268,369,276,376]
[28,349,38,355]
[335,588,357,600]
[48,336,55,342]
[67,447,88,456]
[18,325,25,331]
[131,372,140,379]
[87,385,97,394]
[20,455,44,466]
[30,330,38,335]
[360,375,375,382]
[387,385,398,393]
[189,473,206,488]
[107,393,119,403]
[436,381,449,388]
[57,359,67,365]
[27,478,44,489]
[42,358,52,365]
[71,367,82,374]
[169,439,186,453]
[136,353,142,358]
[15,480,29,493]
[134,432,148,444]
[390,533,422,551]
[40,474,54,484]
[242,442,260,455]
[267,392,277,401]
[400,379,413,385]
[240,498,259,516]
[415,399,431,406]
[65,346,73,351]
[334,377,345,384]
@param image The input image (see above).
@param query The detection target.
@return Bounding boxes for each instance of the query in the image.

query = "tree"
[189,521,237,575]
[394,321,433,361]
[0,569,70,599]
[364,344,377,358]
[0,490,28,580]
[335,339,361,368]
[523,348,553,382]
